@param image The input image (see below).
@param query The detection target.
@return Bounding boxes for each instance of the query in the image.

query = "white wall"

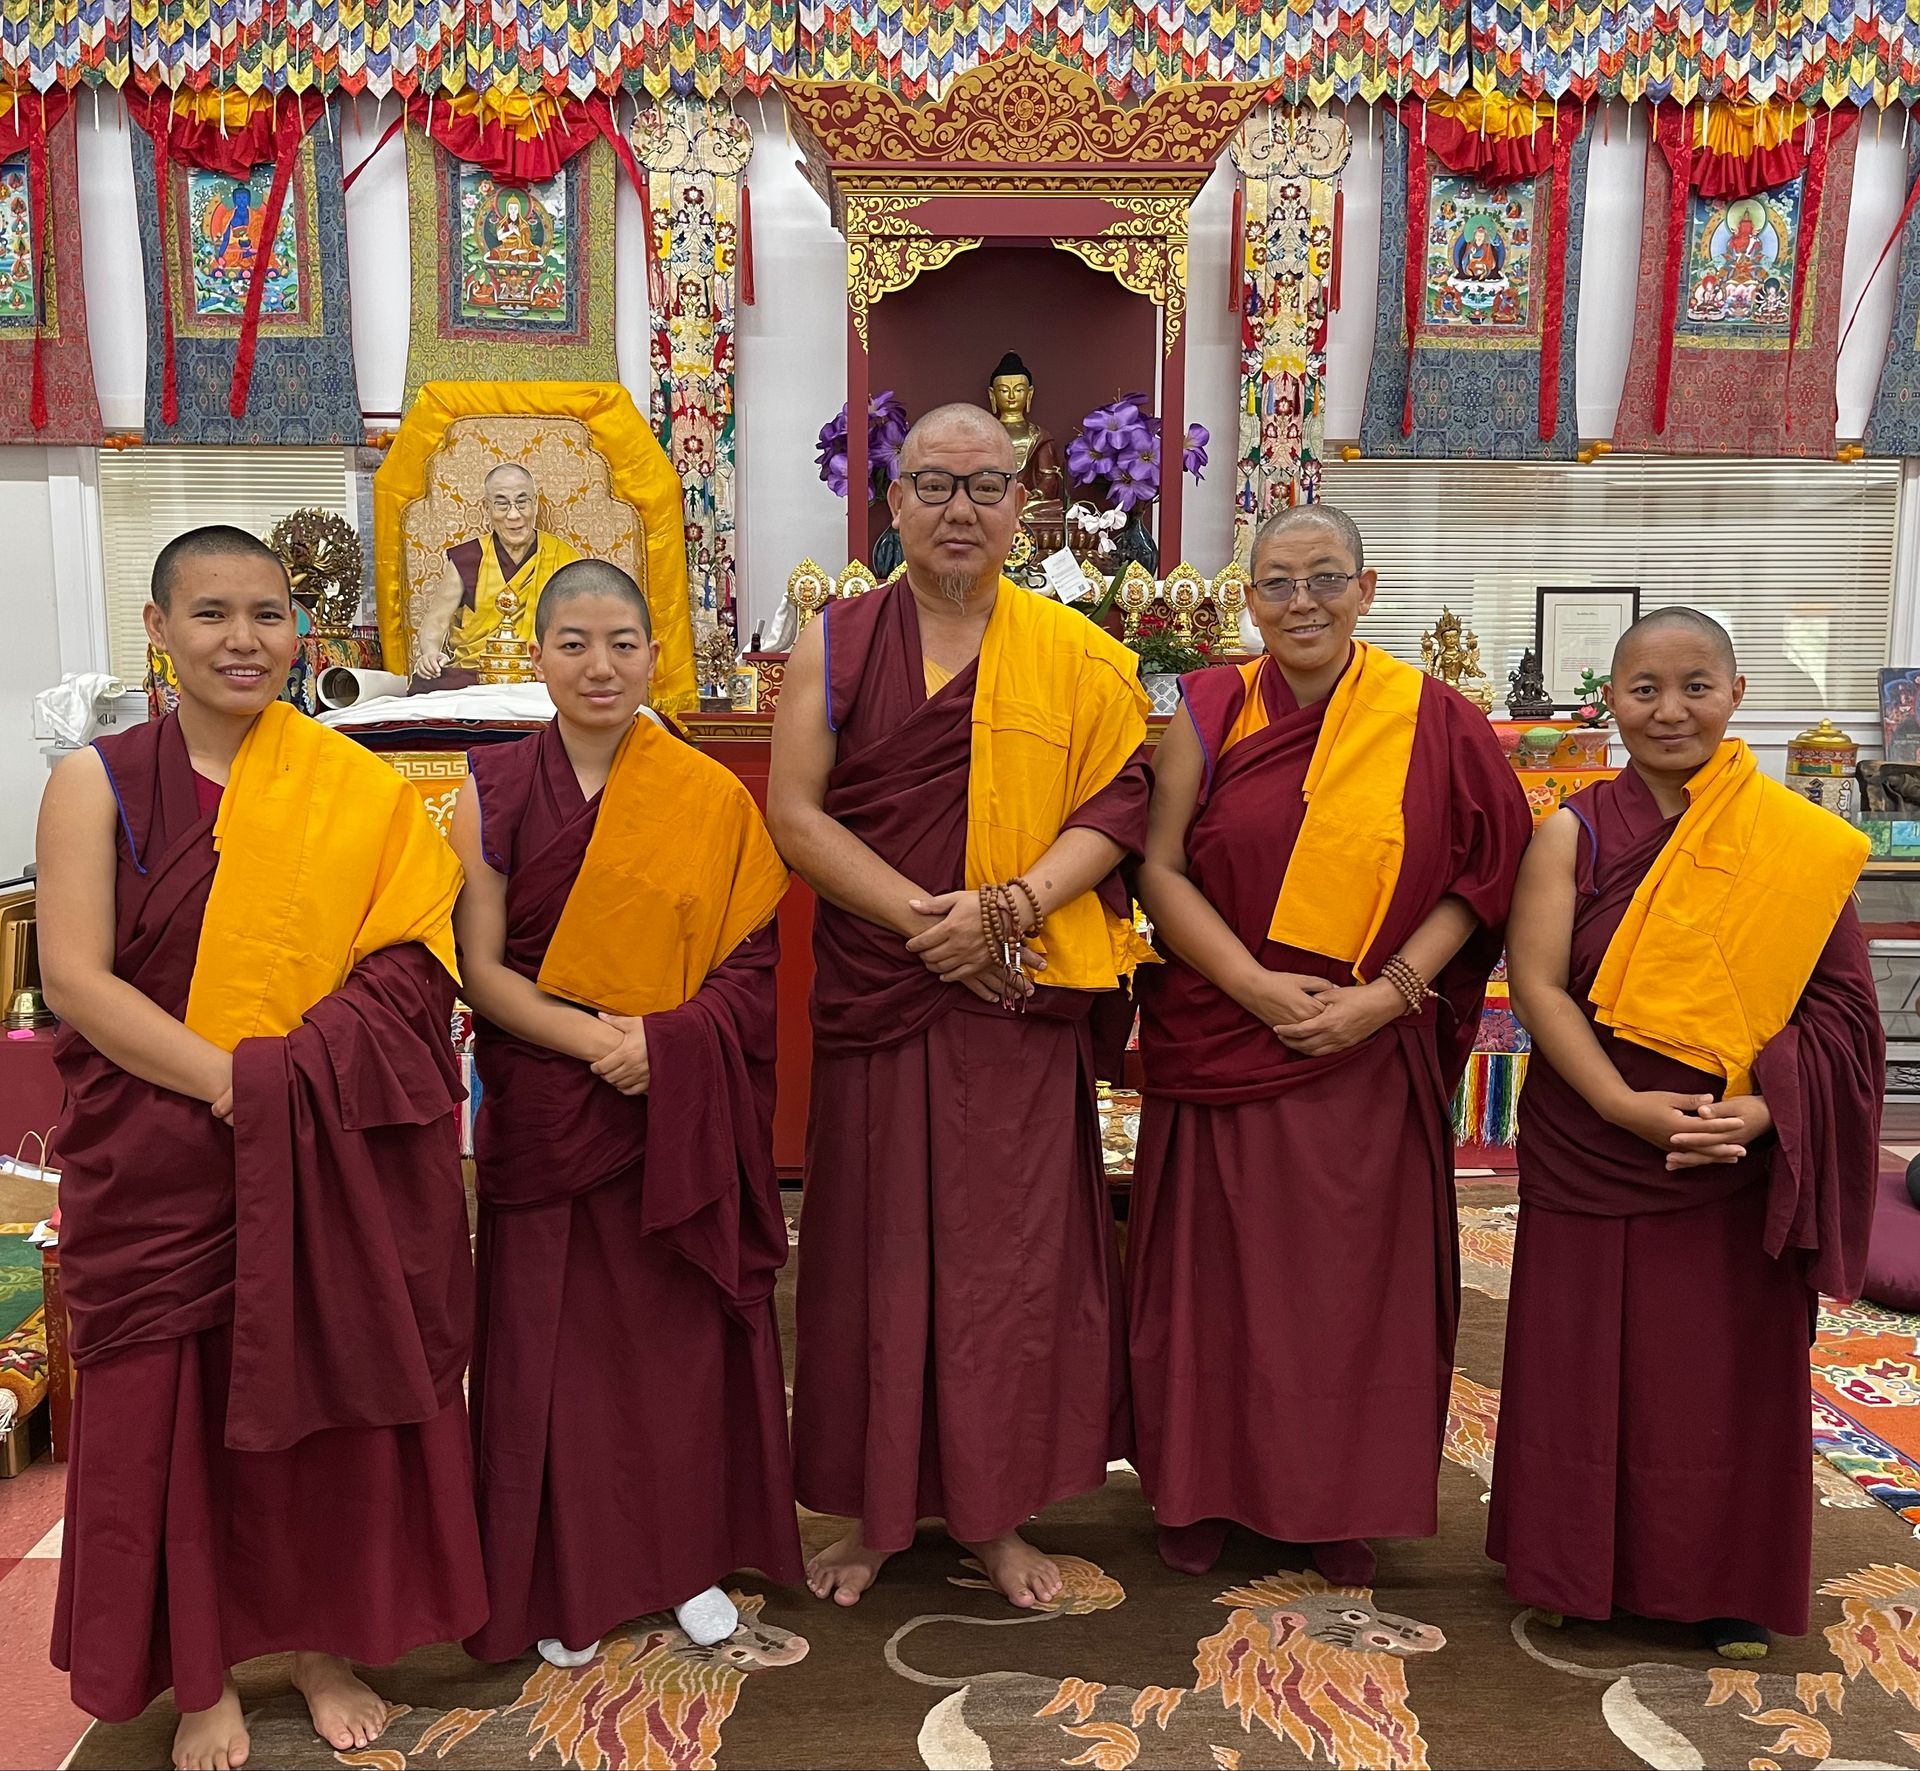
[2,89,1917,837]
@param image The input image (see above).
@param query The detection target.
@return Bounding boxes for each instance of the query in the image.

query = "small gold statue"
[987,352,1066,559]
[694,619,739,710]
[1419,606,1495,714]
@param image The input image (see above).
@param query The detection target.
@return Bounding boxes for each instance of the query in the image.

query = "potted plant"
[1568,668,1611,765]
[816,390,911,575]
[1064,395,1208,577]
[1129,605,1218,716]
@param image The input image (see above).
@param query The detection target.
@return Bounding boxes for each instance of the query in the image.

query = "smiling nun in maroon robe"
[450,560,801,1672]
[37,527,483,1771]
[1130,504,1531,1587]
[1489,608,1880,1655]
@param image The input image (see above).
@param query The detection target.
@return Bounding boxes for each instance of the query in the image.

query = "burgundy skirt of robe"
[1128,655,1532,1543]
[789,580,1147,1552]
[51,715,485,1724]
[1487,767,1883,1635]
[463,722,801,1662]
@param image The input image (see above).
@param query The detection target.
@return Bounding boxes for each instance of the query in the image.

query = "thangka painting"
[1360,107,1590,460]
[1615,107,1858,458]
[403,133,616,405]
[129,120,360,444]
[1677,186,1801,334]
[0,97,100,443]
[1866,134,1920,454]
[1230,107,1351,545]
[635,97,751,627]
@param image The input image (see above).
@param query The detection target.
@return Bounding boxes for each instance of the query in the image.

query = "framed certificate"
[1535,586,1640,709]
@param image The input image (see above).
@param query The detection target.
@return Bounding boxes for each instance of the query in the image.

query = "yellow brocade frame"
[374,379,696,714]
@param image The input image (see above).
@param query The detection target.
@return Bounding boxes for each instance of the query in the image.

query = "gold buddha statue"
[988,352,1066,559]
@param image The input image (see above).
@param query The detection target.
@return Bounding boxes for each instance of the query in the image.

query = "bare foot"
[172,1679,249,1771]
[806,1527,893,1606]
[290,1652,389,1752]
[959,1530,1063,1609]
[1156,1518,1229,1577]
[1309,1538,1376,1587]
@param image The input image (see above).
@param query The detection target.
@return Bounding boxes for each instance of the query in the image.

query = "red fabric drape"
[1401,105,1428,438]
[0,93,75,431]
[125,92,329,427]
[341,109,405,190]
[406,93,602,184]
[1538,122,1575,441]
[1420,104,1559,182]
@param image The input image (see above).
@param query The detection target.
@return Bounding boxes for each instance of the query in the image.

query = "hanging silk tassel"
[229,105,303,419]
[1228,180,1243,314]
[740,180,755,306]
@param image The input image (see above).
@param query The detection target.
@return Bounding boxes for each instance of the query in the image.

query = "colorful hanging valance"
[1614,103,1860,458]
[1359,97,1590,461]
[128,91,361,444]
[0,92,101,444]
[8,7,1920,108]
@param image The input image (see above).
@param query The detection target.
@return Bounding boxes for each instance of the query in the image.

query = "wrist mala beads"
[978,877,1045,1012]
[1380,952,1431,1015]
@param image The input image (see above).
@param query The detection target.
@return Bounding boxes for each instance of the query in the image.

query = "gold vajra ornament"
[269,508,363,635]
[1420,606,1495,714]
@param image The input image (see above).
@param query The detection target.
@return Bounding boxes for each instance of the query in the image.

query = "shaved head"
[1612,605,1736,677]
[483,463,535,496]
[150,524,290,611]
[899,403,1015,471]
[1250,502,1366,574]
[534,558,652,642]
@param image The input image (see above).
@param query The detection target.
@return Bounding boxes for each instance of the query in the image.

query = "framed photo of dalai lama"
[1536,586,1640,709]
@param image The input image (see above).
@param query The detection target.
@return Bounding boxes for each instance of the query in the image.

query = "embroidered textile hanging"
[1360,97,1590,460]
[0,92,99,444]
[1231,107,1350,546]
[128,92,359,445]
[633,97,751,630]
[1865,132,1920,455]
[402,94,626,407]
[1615,103,1860,457]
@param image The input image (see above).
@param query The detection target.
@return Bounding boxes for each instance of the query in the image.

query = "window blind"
[1313,455,1898,713]
[96,447,356,683]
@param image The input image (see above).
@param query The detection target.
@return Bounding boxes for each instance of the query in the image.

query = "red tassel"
[229,105,303,420]
[1402,103,1427,439]
[341,108,404,190]
[27,124,48,429]
[1229,180,1243,314]
[741,181,755,306]
[1652,107,1690,437]
[1537,114,1574,442]
[1331,185,1344,313]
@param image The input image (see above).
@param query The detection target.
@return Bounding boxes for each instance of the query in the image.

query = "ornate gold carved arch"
[779,51,1259,561]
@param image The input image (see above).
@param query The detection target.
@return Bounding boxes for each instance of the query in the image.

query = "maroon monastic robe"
[1487,767,1882,1634]
[789,581,1148,1552]
[1128,654,1531,1544]
[464,721,802,1661]
[51,715,485,1723]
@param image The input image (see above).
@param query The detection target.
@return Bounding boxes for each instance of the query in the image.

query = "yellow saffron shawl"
[1219,645,1425,977]
[185,702,462,1049]
[1590,738,1868,1096]
[965,579,1153,990]
[537,713,789,1016]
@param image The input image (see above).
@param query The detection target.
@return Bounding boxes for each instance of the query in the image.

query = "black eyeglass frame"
[900,469,1015,507]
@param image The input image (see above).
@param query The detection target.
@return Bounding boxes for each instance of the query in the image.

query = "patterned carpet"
[58,1185,1920,1771]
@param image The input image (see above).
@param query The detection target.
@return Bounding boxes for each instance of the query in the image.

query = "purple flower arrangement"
[815,390,911,501]
[1064,394,1208,513]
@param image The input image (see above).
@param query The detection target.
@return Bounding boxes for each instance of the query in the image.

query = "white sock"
[673,1587,739,1647]
[537,1637,600,1668]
